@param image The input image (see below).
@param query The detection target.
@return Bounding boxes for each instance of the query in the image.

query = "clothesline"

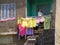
[17,15,51,29]
[17,16,44,28]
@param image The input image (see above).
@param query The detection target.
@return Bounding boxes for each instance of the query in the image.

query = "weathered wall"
[55,0,60,45]
[50,0,56,29]
[0,0,26,32]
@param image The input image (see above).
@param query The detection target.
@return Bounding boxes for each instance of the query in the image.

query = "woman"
[38,9,43,17]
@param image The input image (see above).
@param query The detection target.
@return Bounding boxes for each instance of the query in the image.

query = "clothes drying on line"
[17,24,26,37]
[26,28,33,35]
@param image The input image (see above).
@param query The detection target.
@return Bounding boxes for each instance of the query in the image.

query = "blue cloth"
[36,23,40,26]
[26,28,33,35]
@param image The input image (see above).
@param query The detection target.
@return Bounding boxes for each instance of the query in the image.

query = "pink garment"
[36,18,41,23]
[17,24,26,37]
[36,17,44,23]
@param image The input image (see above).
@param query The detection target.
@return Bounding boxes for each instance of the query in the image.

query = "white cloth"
[38,11,43,16]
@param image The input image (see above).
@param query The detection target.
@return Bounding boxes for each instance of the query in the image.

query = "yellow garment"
[17,18,36,28]
[21,19,28,27]
[26,19,30,27]
[27,18,36,28]
[17,17,21,24]
[32,18,36,27]
[28,19,33,28]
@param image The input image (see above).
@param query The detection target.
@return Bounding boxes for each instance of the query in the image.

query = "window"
[0,3,16,21]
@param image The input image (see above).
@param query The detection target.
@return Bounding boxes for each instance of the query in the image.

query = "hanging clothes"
[27,18,36,28]
[17,24,26,37]
[36,18,41,24]
[32,18,36,27]
[17,17,22,24]
[26,28,33,35]
[44,16,51,29]
[21,18,28,27]
[28,19,33,28]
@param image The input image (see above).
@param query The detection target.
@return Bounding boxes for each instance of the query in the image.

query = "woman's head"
[38,9,42,12]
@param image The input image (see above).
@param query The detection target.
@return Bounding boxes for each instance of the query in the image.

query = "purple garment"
[26,28,33,35]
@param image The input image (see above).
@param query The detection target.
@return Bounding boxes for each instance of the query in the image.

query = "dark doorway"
[37,4,52,15]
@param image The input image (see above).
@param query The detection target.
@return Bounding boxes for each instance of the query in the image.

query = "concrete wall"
[55,0,60,45]
[0,0,26,45]
[0,0,26,32]
[50,0,56,29]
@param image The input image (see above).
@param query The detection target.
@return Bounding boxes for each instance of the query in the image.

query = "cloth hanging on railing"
[17,17,22,24]
[44,15,51,29]
[17,17,45,38]
[17,17,44,28]
[27,18,36,28]
[21,18,28,27]
[17,24,26,37]
[17,18,36,28]
[26,28,33,35]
